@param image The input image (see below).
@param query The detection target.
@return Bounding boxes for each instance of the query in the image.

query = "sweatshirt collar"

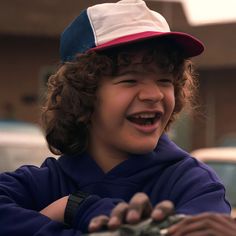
[57,134,188,187]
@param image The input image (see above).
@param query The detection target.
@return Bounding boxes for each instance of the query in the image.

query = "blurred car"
[0,120,57,173]
[191,147,236,217]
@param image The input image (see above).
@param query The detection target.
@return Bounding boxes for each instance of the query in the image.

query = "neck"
[88,140,129,173]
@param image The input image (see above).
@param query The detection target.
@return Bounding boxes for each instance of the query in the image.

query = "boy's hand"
[88,192,174,232]
[166,212,236,236]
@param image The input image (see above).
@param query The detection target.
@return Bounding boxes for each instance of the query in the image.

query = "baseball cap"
[60,0,204,62]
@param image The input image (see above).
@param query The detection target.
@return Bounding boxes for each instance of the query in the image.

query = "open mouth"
[127,112,162,126]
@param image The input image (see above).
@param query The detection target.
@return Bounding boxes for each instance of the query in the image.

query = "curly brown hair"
[41,39,198,155]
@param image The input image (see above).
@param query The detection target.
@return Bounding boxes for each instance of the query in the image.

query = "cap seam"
[87,7,98,47]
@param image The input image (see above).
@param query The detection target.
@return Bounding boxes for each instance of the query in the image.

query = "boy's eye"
[115,79,137,84]
[158,78,174,84]
[120,79,137,83]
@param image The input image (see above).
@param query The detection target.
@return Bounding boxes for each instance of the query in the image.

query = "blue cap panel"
[60,10,96,62]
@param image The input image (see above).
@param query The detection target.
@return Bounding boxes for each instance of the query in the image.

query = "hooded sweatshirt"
[0,134,230,235]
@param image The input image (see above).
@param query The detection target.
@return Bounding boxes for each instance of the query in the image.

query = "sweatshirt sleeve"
[0,168,83,236]
[72,195,122,232]
[168,157,231,215]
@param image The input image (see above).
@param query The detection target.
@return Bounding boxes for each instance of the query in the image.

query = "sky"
[152,0,236,25]
[182,0,236,25]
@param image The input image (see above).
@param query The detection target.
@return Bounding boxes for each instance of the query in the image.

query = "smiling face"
[88,48,176,170]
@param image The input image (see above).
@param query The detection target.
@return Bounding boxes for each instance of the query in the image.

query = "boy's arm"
[39,196,68,222]
[40,193,124,232]
[0,167,123,234]
[165,157,231,215]
[0,169,83,236]
[39,192,175,233]
[167,213,236,236]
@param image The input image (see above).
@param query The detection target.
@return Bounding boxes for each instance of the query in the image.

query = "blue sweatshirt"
[0,134,230,235]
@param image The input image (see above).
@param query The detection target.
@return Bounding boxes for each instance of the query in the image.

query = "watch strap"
[64,191,90,227]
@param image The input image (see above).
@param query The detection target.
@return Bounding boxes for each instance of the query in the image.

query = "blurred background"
[0,0,236,152]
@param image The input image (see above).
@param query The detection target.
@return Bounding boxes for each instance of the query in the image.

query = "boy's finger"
[108,202,129,229]
[126,192,153,223]
[151,200,175,221]
[88,215,109,232]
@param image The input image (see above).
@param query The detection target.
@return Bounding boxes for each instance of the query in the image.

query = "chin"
[122,137,160,155]
[129,143,158,154]
[135,148,156,154]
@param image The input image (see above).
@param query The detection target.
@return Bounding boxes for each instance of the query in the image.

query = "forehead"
[100,38,183,76]
[116,51,158,73]
[115,47,173,75]
[108,39,179,64]
[116,62,172,77]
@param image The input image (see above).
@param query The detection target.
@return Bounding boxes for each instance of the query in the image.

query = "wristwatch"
[64,191,90,227]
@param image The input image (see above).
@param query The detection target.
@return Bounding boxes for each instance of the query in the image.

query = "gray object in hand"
[84,214,185,236]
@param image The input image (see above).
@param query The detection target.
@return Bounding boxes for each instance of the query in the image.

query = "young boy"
[0,0,231,235]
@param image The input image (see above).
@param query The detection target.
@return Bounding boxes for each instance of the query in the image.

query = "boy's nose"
[137,81,164,103]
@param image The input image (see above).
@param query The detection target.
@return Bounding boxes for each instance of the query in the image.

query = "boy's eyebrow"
[116,66,173,77]
[115,69,142,76]
[116,64,157,75]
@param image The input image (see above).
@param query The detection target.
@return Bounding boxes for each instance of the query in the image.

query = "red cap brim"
[92,31,204,58]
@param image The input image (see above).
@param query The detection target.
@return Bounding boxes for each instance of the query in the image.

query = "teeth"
[133,113,156,119]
